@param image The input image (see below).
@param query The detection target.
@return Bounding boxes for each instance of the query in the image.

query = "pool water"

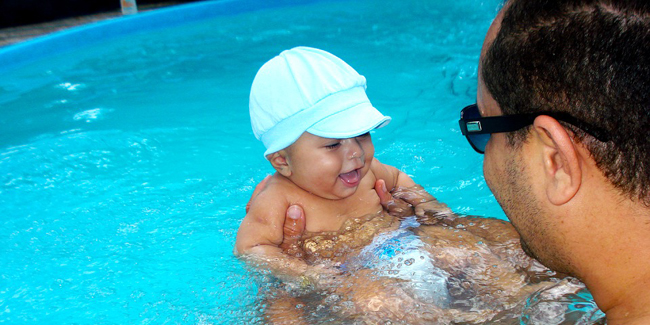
[0,0,602,323]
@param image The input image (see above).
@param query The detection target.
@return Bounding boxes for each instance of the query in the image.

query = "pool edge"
[0,0,330,72]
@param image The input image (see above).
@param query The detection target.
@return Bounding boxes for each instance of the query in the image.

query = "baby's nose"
[343,138,364,160]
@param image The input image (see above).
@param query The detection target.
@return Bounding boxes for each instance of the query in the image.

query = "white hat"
[249,46,391,157]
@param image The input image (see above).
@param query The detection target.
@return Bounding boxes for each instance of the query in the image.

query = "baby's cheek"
[365,155,374,166]
[319,158,342,174]
[364,143,375,159]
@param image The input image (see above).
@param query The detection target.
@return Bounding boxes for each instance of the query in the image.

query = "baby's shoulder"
[248,176,290,208]
[247,174,308,216]
[369,158,400,185]
[236,176,299,253]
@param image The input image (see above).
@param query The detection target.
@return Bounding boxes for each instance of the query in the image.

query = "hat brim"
[307,102,391,139]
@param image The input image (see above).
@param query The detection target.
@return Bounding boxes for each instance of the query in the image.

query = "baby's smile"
[339,168,361,187]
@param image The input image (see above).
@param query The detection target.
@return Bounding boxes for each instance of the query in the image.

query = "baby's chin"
[316,186,360,200]
[315,182,362,200]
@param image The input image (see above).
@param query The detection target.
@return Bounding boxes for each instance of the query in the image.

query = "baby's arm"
[371,158,453,219]
[235,188,332,286]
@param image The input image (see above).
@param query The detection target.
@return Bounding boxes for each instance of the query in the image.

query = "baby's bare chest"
[297,187,382,233]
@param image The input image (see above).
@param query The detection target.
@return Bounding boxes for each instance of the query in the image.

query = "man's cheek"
[482,155,497,189]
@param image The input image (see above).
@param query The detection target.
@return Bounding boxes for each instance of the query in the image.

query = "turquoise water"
[0,0,571,323]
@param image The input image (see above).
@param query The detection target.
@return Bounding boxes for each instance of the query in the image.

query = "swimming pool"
[0,0,601,323]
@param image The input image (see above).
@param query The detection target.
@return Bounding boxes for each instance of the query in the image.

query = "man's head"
[483,0,650,205]
[468,0,650,275]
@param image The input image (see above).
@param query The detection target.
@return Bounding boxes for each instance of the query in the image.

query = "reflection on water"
[253,207,605,324]
[519,281,606,325]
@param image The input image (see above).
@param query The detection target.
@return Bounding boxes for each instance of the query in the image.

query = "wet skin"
[265,188,566,324]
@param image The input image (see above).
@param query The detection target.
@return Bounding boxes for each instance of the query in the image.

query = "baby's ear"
[269,151,292,177]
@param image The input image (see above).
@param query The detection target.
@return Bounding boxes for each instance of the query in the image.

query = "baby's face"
[284,132,374,199]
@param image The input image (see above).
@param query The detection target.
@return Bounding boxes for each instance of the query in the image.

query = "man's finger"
[375,179,414,218]
[374,179,393,205]
[279,205,306,253]
[246,175,271,213]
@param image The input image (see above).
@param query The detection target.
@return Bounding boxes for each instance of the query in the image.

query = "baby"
[235,46,440,281]
[235,47,581,324]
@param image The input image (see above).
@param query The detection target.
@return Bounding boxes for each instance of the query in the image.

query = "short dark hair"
[482,0,650,205]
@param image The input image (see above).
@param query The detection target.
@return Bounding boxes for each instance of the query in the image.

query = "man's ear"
[532,115,582,205]
[269,151,292,177]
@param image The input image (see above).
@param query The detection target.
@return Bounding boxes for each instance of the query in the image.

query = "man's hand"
[279,205,306,256]
[374,179,414,218]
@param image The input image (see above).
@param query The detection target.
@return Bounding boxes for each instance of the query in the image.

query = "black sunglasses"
[458,104,610,154]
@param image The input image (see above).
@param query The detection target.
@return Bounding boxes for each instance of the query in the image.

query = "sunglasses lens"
[461,104,490,154]
[467,133,490,154]
[463,104,481,119]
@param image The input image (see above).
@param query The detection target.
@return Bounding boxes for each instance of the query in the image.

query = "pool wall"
[0,0,332,72]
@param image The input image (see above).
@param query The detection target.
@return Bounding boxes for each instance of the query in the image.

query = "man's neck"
[604,284,650,325]
[581,205,650,324]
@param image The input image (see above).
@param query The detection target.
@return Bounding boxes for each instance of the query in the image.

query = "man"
[456,0,650,323]
[263,0,650,323]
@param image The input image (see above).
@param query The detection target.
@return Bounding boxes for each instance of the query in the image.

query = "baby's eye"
[325,142,341,149]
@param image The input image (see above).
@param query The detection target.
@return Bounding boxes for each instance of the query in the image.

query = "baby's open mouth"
[339,169,361,187]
